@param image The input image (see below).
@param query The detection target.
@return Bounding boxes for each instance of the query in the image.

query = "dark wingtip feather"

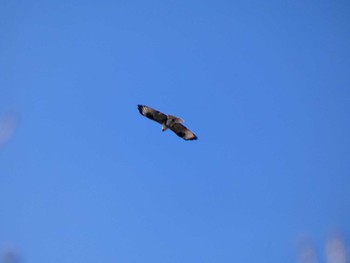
[137,105,144,115]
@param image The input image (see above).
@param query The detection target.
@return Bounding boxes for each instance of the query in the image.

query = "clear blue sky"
[1,1,349,262]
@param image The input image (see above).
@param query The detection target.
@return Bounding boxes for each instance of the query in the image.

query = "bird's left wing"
[138,105,167,125]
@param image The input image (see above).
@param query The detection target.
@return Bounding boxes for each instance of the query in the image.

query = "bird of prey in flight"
[138,105,198,140]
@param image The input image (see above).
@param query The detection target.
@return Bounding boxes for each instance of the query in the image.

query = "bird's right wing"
[170,123,198,140]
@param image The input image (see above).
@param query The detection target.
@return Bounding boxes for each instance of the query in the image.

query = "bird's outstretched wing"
[170,123,198,140]
[138,105,167,124]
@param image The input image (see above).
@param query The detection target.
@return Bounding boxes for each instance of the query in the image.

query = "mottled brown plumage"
[138,105,198,140]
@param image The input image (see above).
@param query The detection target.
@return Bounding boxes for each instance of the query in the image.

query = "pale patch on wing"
[167,115,183,123]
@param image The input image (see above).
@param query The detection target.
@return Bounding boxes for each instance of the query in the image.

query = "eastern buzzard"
[138,105,198,140]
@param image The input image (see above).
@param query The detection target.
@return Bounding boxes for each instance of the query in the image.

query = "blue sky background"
[1,1,350,262]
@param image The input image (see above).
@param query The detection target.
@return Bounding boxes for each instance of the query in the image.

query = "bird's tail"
[162,123,168,131]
